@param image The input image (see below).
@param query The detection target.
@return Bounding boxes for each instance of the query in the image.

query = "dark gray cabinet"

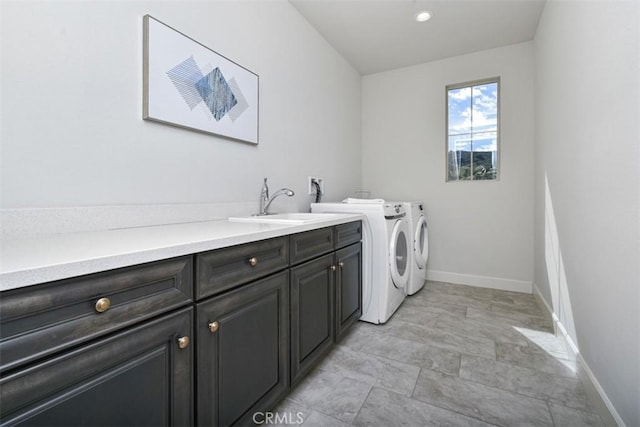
[1,221,362,427]
[289,227,333,265]
[0,256,193,374]
[196,237,288,300]
[335,242,363,341]
[289,222,362,385]
[195,271,289,427]
[0,257,194,427]
[334,221,362,249]
[290,253,335,384]
[0,308,194,427]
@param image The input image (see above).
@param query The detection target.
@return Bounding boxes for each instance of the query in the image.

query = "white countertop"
[0,214,364,291]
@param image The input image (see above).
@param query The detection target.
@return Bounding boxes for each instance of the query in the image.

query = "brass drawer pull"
[208,321,220,333]
[94,297,111,313]
[248,257,258,267]
[177,336,190,349]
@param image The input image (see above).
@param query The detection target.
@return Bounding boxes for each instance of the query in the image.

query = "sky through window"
[447,79,499,181]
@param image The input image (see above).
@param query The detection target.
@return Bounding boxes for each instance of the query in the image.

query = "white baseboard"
[531,283,558,335]
[426,270,532,293]
[532,283,623,427]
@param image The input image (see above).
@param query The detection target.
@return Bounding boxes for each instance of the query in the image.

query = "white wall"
[0,1,361,215]
[533,1,640,426]
[362,42,535,292]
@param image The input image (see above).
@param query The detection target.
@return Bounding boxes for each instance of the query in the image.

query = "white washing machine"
[311,200,410,324]
[393,201,429,295]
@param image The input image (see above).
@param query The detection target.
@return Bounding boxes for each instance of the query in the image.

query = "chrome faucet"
[258,177,295,215]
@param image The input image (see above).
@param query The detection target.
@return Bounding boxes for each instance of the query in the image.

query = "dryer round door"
[414,215,429,270]
[389,218,410,289]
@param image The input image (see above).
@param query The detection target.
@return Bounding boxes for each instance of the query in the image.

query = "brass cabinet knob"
[177,336,190,349]
[208,321,220,333]
[330,265,337,272]
[95,297,111,313]
[248,257,258,267]
[338,262,345,268]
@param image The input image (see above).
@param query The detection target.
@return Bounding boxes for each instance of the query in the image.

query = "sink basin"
[228,213,342,224]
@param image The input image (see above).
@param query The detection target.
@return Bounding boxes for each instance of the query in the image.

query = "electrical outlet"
[308,176,324,195]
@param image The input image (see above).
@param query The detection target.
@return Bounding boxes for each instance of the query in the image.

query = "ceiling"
[289,0,546,75]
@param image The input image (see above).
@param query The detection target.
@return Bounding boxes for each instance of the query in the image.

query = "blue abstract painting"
[194,68,237,121]
[144,15,259,144]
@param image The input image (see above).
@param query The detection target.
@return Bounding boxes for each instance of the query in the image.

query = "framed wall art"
[143,15,259,144]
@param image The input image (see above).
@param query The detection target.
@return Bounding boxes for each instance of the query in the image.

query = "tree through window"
[446,78,499,181]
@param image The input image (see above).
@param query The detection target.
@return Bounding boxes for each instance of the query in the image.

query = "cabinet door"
[0,308,193,427]
[196,271,289,427]
[290,253,335,385]
[335,243,362,342]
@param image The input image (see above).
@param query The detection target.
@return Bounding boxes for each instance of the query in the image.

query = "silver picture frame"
[143,15,259,144]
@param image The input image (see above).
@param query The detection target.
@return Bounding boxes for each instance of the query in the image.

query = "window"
[446,78,499,181]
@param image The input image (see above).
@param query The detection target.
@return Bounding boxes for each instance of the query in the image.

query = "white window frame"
[445,77,501,182]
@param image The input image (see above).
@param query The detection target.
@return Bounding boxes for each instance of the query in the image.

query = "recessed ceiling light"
[415,10,433,22]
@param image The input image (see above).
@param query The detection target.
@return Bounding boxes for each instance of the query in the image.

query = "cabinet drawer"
[0,256,193,374]
[195,237,288,300]
[335,221,362,249]
[289,227,334,265]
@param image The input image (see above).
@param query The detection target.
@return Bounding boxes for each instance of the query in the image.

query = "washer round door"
[414,215,429,270]
[389,218,410,289]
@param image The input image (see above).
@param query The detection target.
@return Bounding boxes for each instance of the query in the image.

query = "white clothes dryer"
[394,201,429,295]
[311,200,410,324]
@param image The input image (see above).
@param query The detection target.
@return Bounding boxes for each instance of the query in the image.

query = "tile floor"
[274,281,604,426]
